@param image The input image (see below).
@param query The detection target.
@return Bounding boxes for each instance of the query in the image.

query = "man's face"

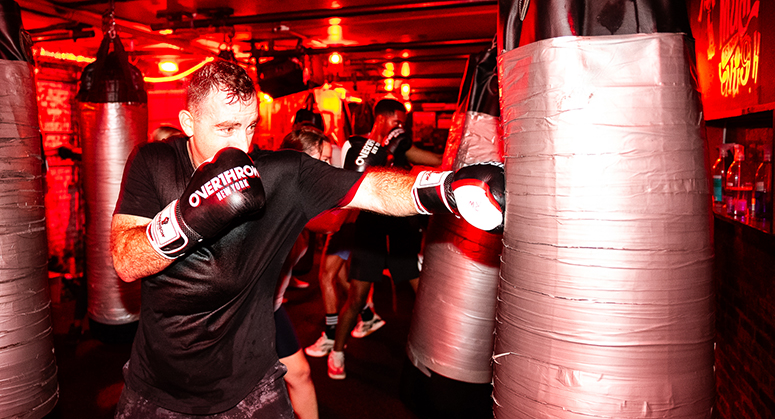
[180,88,258,167]
[378,110,406,139]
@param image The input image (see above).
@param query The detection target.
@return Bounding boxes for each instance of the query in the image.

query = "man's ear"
[179,110,195,137]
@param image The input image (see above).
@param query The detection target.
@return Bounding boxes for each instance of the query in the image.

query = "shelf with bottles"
[706,111,774,235]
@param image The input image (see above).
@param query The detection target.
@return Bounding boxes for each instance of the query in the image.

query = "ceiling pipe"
[249,38,492,58]
[363,54,471,64]
[18,0,215,56]
[151,0,497,31]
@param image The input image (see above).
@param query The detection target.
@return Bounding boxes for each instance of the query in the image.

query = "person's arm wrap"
[146,147,266,259]
[411,162,505,232]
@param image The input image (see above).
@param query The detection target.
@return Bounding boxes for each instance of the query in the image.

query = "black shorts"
[274,306,300,359]
[324,222,356,260]
[115,361,293,418]
[349,212,422,283]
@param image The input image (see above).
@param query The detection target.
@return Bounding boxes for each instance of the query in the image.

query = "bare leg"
[319,253,346,314]
[280,349,319,419]
[333,279,372,352]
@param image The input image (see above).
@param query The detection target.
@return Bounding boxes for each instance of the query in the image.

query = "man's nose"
[227,130,251,151]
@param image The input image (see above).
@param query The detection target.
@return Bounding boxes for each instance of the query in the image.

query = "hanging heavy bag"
[76,30,147,342]
[0,2,59,417]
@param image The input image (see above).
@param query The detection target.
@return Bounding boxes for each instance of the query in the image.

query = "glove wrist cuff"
[411,171,456,215]
[146,200,202,259]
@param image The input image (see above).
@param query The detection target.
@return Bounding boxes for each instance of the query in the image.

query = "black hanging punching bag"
[76,31,147,343]
[498,0,693,52]
[0,1,59,417]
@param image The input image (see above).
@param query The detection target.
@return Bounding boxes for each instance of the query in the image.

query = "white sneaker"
[328,350,346,379]
[304,333,334,357]
[351,314,385,338]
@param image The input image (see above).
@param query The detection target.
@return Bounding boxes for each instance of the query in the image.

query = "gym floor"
[42,243,493,419]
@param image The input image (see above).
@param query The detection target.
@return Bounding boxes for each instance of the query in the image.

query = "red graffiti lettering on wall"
[716,0,760,98]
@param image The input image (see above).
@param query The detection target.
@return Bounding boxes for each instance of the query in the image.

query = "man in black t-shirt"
[111,60,504,418]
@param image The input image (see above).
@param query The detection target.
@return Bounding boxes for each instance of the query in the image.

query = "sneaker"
[289,276,309,289]
[351,314,385,338]
[304,333,334,357]
[328,350,346,379]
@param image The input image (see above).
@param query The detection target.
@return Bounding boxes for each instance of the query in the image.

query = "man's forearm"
[111,215,174,282]
[345,168,418,216]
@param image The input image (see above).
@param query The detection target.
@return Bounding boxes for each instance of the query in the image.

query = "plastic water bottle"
[712,146,729,213]
[726,145,750,219]
[753,148,772,221]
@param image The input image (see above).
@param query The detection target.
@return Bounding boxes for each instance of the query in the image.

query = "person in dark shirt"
[110,59,504,418]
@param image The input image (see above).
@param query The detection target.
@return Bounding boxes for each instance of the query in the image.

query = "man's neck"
[368,129,384,145]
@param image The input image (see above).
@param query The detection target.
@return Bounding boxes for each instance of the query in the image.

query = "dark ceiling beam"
[32,30,95,43]
[150,0,497,31]
[18,0,215,56]
[343,73,464,81]
[250,38,492,58]
[358,54,470,64]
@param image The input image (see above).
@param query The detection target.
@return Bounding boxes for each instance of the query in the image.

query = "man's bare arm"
[406,145,442,167]
[343,167,418,216]
[111,214,174,282]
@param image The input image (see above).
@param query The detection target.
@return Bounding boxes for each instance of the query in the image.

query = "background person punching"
[326,99,444,380]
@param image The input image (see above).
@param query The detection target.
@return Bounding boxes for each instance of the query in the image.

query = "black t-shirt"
[114,135,362,414]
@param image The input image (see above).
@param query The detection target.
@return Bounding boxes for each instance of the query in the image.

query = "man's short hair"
[373,99,406,118]
[186,59,256,115]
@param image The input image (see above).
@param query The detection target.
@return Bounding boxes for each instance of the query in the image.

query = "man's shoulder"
[136,135,182,159]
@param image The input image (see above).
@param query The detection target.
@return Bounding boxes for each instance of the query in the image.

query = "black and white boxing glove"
[411,162,505,232]
[146,147,266,259]
[383,127,412,166]
[343,135,388,172]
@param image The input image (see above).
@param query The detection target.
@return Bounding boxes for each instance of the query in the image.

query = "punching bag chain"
[102,0,117,39]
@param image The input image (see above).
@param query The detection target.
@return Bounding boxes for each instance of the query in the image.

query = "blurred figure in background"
[149,124,183,142]
[273,126,335,419]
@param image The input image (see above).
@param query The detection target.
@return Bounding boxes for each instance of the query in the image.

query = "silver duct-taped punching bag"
[76,29,146,337]
[407,44,503,385]
[494,32,714,418]
[0,1,59,417]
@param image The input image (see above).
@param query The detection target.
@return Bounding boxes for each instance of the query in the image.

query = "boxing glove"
[343,136,388,172]
[383,127,412,166]
[146,147,266,259]
[411,162,505,232]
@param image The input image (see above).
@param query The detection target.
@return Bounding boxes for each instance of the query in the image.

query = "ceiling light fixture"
[400,62,410,77]
[159,60,179,73]
[382,62,395,78]
[327,18,342,43]
[404,101,412,112]
[329,52,342,65]
[401,82,411,97]
[384,78,394,92]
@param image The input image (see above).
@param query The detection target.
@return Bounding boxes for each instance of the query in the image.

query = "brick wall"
[713,216,775,418]
[36,63,84,276]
